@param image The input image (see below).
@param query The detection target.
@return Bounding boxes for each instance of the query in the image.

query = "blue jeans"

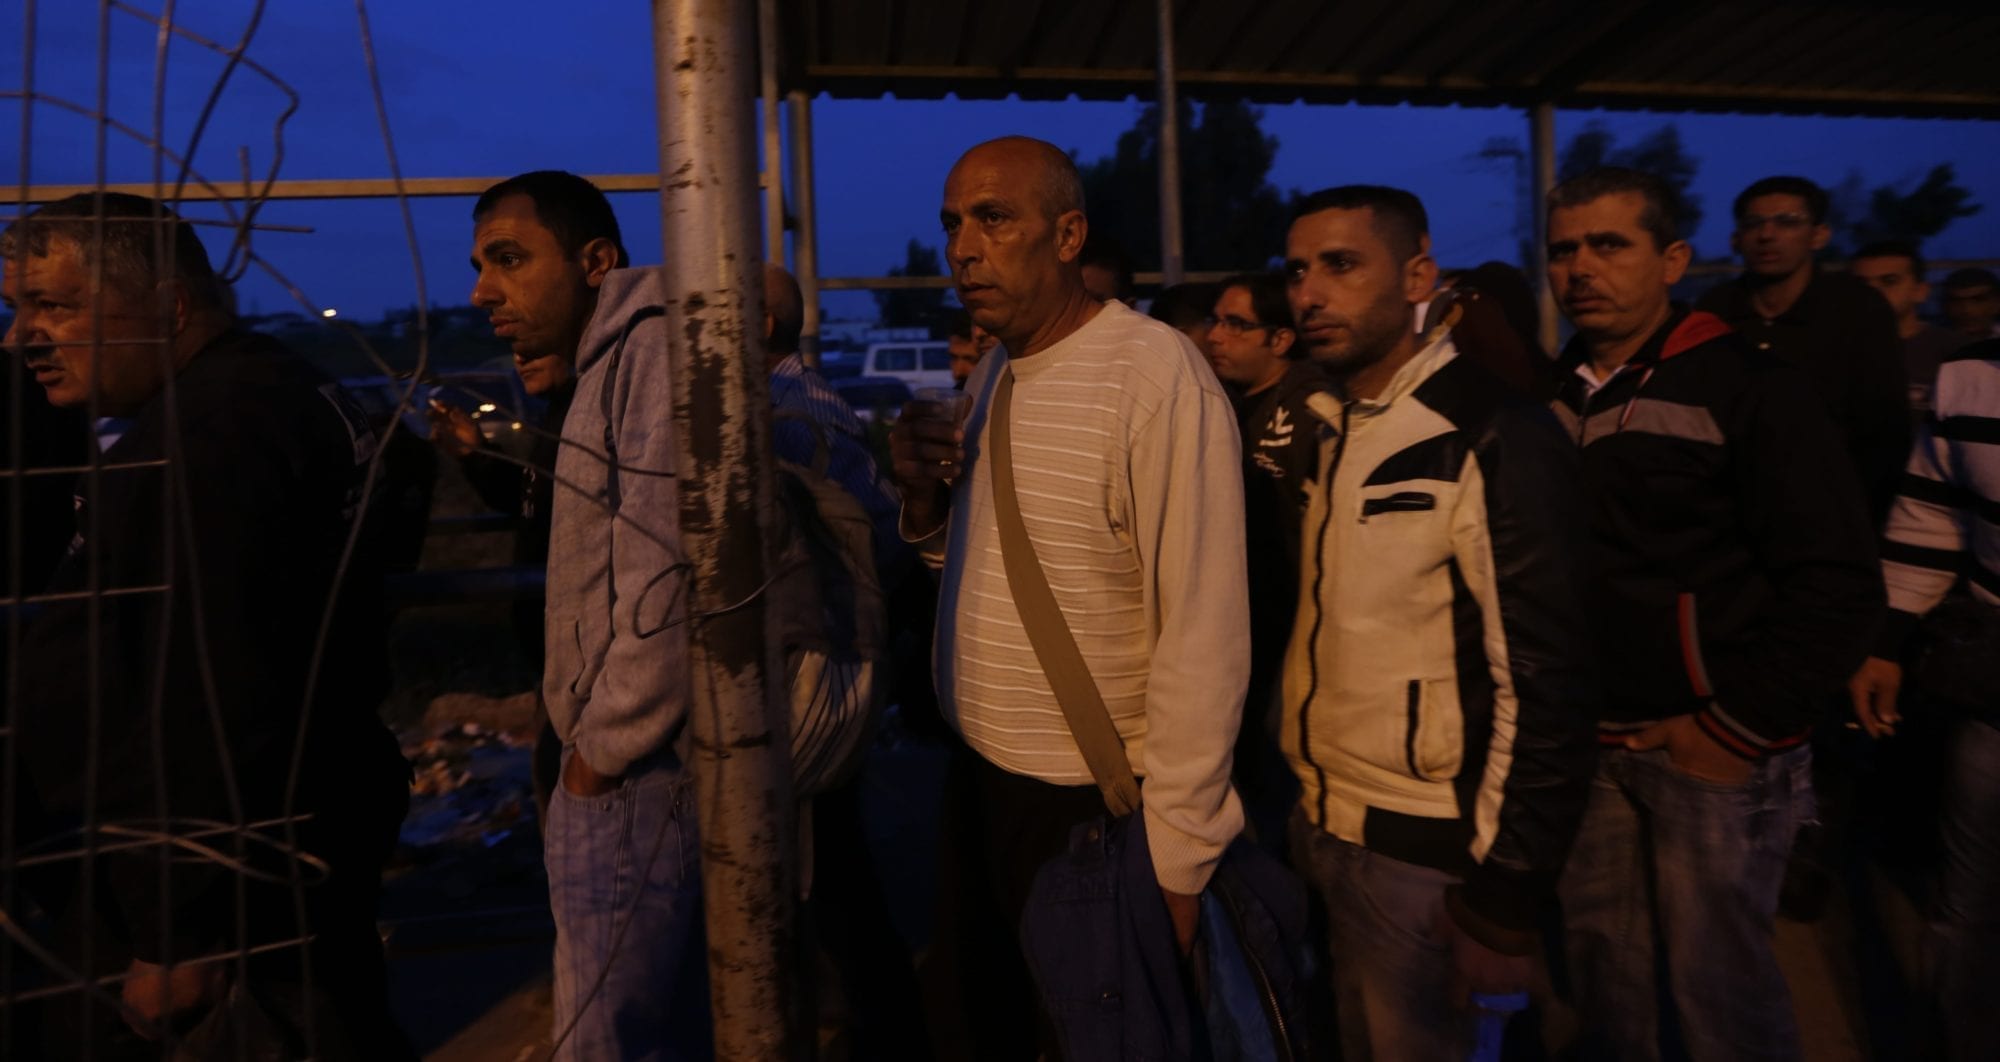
[1926,719,2000,1062]
[1291,816,1469,1061]
[1559,745,1814,1062]
[543,755,710,1061]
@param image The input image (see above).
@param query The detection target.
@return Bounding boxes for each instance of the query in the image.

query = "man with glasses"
[1695,176,1907,518]
[1206,271,1326,849]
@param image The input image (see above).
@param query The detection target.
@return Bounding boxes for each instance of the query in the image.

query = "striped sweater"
[1878,340,2000,653]
[910,300,1251,894]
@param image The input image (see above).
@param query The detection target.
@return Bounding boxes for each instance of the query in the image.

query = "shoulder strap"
[989,367,1142,817]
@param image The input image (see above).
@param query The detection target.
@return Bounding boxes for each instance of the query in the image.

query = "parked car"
[831,375,915,424]
[860,340,954,391]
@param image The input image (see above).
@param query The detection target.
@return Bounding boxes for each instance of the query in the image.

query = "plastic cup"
[912,386,972,430]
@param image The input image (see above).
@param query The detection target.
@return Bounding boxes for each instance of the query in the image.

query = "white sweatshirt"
[909,300,1250,893]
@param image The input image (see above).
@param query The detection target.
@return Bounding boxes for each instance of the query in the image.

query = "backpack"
[766,410,888,796]
[597,320,887,799]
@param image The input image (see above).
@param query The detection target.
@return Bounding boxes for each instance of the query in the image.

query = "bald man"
[891,137,1250,1059]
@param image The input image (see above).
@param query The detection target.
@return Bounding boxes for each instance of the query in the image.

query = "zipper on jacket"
[1299,402,1350,827]
[1404,678,1422,778]
[1215,877,1295,1060]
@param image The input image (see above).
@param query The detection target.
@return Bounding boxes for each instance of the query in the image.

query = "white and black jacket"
[1282,329,1599,953]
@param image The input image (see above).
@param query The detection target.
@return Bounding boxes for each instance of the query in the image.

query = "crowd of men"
[1,136,1996,1062]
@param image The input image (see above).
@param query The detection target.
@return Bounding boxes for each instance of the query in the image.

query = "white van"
[861,341,954,391]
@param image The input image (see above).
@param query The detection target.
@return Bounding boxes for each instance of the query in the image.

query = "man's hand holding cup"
[891,386,973,537]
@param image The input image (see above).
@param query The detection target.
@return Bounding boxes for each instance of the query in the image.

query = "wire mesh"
[0,3,726,1056]
[1,2,493,1057]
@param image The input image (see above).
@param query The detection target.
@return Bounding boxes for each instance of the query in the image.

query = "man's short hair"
[946,308,975,341]
[474,170,630,268]
[1853,240,1926,281]
[763,263,804,356]
[1548,167,1684,251]
[1148,282,1218,331]
[1219,271,1295,332]
[1079,232,1135,301]
[1942,267,1999,293]
[1,192,228,312]
[1733,175,1829,226]
[1291,185,1429,264]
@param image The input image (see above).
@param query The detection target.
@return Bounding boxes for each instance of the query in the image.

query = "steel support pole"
[1155,0,1185,286]
[786,90,822,364]
[1531,101,1559,355]
[758,0,785,267]
[649,1,796,1058]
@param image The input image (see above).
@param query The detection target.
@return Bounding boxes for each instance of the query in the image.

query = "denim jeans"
[1559,745,1814,1062]
[543,754,710,1061]
[1925,719,2000,1062]
[1291,816,1469,1061]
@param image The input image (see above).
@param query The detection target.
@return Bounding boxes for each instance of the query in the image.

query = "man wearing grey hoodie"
[489,192,705,1053]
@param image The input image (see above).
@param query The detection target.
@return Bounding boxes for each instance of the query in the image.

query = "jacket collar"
[1304,318,1459,429]
[1556,304,1730,377]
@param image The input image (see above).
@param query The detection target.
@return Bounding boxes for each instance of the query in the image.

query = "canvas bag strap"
[988,366,1142,817]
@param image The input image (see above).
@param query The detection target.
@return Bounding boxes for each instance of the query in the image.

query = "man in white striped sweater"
[1849,338,2000,1062]
[891,136,1251,1060]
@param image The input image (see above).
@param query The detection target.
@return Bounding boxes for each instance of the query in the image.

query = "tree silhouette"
[1076,99,1294,276]
[1825,164,1981,251]
[1557,122,1704,241]
[873,238,950,333]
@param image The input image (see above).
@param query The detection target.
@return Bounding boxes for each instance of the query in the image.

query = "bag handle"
[989,367,1142,817]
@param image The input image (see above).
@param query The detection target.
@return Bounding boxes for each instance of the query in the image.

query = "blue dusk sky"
[5,0,1998,323]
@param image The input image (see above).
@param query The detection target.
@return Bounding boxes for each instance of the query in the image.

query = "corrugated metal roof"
[781,0,2000,117]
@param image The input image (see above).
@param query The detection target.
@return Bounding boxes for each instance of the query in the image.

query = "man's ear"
[1809,223,1831,253]
[1269,326,1297,359]
[580,237,620,288]
[1402,252,1439,305]
[1729,229,1744,258]
[1054,211,1088,264]
[1663,239,1693,286]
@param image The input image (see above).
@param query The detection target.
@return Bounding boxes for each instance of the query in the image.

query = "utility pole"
[649,0,796,1057]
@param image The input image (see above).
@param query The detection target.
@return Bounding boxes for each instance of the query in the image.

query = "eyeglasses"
[1205,313,1272,336]
[1735,212,1813,234]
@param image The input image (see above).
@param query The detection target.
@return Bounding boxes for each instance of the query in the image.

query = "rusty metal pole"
[1155,0,1185,286]
[786,89,822,365]
[758,0,785,268]
[649,0,796,1058]
[1531,102,1559,355]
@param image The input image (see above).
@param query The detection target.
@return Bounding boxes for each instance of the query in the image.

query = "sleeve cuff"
[1445,879,1539,957]
[1694,702,1798,762]
[1874,607,1921,661]
[1143,803,1232,895]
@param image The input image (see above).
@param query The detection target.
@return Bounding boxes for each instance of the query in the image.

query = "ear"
[1268,326,1296,359]
[1054,211,1088,264]
[1662,239,1693,286]
[1729,229,1743,257]
[166,279,195,337]
[1402,252,1439,306]
[1809,223,1831,252]
[1914,279,1931,304]
[579,237,620,289]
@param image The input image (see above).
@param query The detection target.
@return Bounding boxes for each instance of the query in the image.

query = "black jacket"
[1234,360,1329,704]
[16,329,407,962]
[1695,270,1908,518]
[1552,308,1884,758]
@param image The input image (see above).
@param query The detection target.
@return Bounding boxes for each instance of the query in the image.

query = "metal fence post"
[649,0,797,1058]
[1155,0,1185,286]
[1531,101,1559,355]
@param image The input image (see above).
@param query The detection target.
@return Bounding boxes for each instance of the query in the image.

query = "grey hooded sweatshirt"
[542,267,688,776]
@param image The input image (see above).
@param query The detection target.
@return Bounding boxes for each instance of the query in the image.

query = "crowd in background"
[1,130,1998,1062]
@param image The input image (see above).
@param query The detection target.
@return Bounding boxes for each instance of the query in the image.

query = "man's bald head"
[951,136,1084,222]
[763,262,804,357]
